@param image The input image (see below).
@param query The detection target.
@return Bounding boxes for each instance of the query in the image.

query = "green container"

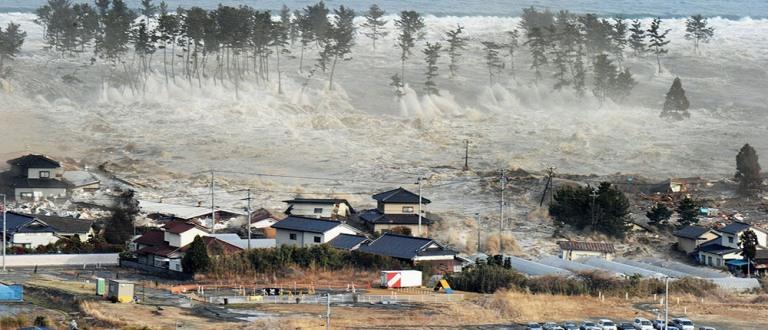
[96,278,106,296]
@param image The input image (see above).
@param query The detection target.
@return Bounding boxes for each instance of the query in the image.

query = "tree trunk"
[171,41,176,82]
[328,54,338,90]
[163,44,168,85]
[656,53,662,74]
[299,45,305,73]
[276,45,282,94]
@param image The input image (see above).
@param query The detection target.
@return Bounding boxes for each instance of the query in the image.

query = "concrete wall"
[2,253,119,267]
[12,232,59,249]
[561,250,613,261]
[14,187,68,200]
[373,223,428,236]
[288,203,351,219]
[382,203,421,215]
[26,167,63,179]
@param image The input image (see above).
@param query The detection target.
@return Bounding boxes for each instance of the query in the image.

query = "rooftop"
[283,198,350,205]
[557,241,616,254]
[358,233,454,260]
[359,209,433,225]
[327,234,369,250]
[372,187,431,204]
[133,230,165,246]
[164,221,205,234]
[6,154,60,169]
[271,216,345,234]
[698,238,741,255]
[139,200,245,220]
[674,226,716,240]
[718,221,758,235]
[34,214,93,234]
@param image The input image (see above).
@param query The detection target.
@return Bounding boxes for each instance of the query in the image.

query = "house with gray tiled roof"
[0,154,69,201]
[359,187,433,237]
[674,225,720,255]
[271,216,362,248]
[358,233,459,272]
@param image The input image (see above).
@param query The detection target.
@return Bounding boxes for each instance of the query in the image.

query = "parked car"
[652,319,665,330]
[562,322,579,330]
[543,322,565,330]
[597,319,617,330]
[617,322,636,330]
[633,317,653,330]
[664,323,680,330]
[581,321,601,330]
[698,327,716,330]
[671,318,694,330]
[527,323,544,330]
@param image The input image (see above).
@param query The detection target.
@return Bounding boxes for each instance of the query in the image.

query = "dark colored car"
[562,322,579,330]
[618,323,637,330]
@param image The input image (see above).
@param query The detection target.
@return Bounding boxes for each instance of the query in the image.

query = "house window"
[314,236,321,243]
[707,256,712,266]
[314,208,323,214]
[39,171,50,178]
[20,192,34,200]
[289,233,297,240]
[402,206,414,213]
[716,258,722,267]
[728,236,734,244]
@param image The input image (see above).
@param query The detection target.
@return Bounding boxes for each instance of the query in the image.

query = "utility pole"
[210,169,216,234]
[326,293,331,330]
[416,177,425,237]
[539,167,556,207]
[664,276,669,329]
[243,189,252,250]
[499,169,506,231]
[475,213,481,253]
[1,193,5,272]
[590,189,599,228]
[463,140,470,171]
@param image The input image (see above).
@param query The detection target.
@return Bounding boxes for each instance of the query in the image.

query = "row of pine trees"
[5,1,717,104]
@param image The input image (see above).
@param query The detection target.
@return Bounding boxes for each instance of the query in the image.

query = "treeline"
[0,22,26,77]
[205,244,407,276]
[17,1,718,102]
[449,262,717,297]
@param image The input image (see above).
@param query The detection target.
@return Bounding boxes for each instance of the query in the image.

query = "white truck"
[380,270,422,288]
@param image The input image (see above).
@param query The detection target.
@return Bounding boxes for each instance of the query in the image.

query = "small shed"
[107,280,134,303]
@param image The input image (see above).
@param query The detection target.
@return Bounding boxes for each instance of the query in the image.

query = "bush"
[448,264,526,293]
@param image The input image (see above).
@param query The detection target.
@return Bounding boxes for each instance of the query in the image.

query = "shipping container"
[380,270,422,288]
[107,280,134,303]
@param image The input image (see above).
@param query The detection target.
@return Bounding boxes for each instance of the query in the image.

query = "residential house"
[359,187,432,237]
[0,154,69,200]
[209,233,276,249]
[138,200,245,228]
[247,208,283,239]
[754,249,768,276]
[558,241,616,261]
[697,221,768,268]
[327,234,370,251]
[271,216,361,248]
[3,212,94,249]
[358,233,459,272]
[132,221,243,272]
[674,225,720,255]
[283,198,354,220]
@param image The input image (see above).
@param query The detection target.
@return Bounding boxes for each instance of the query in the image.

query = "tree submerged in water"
[661,77,690,120]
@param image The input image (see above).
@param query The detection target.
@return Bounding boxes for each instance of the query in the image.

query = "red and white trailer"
[380,270,422,288]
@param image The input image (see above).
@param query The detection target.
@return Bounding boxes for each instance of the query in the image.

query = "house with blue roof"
[3,212,95,249]
[271,216,362,248]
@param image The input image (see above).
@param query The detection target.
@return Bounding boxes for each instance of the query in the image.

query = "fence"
[0,284,23,302]
[208,293,464,305]
[2,253,119,267]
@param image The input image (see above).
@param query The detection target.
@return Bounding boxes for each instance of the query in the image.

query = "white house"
[558,241,616,261]
[1,154,69,200]
[271,216,361,247]
[283,198,354,220]
[4,212,94,249]
[697,221,768,268]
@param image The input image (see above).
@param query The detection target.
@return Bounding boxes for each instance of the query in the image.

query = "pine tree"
[35,0,79,55]
[735,143,762,195]
[646,203,673,225]
[551,45,569,90]
[661,77,690,119]
[572,46,586,96]
[592,54,616,103]
[505,30,519,75]
[609,68,636,103]
[628,19,646,56]
[0,22,27,76]
[647,17,670,74]
[610,17,628,68]
[422,42,441,95]
[139,0,157,18]
[326,5,355,90]
[675,196,699,229]
[525,27,548,82]
[73,3,99,52]
[395,10,425,87]
[549,182,630,238]
[157,3,179,83]
[481,41,504,86]
[740,229,758,264]
[296,10,312,72]
[181,235,211,274]
[274,6,292,93]
[685,14,714,54]
[445,24,467,78]
[579,14,612,56]
[361,4,387,52]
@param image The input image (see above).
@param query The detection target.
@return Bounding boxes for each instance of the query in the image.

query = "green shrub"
[448,264,526,293]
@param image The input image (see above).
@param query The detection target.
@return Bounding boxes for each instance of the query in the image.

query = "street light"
[1,193,6,272]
